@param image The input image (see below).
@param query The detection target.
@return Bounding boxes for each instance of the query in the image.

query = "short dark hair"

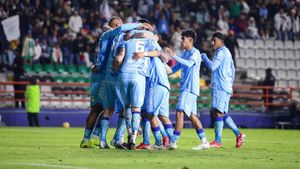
[30,78,37,85]
[212,32,226,41]
[181,29,197,44]
[108,16,122,27]
[137,18,151,24]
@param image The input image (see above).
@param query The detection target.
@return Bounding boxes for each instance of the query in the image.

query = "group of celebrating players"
[79,16,246,150]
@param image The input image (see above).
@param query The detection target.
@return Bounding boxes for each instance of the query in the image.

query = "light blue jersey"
[171,47,202,96]
[119,38,151,77]
[100,23,143,109]
[202,46,235,94]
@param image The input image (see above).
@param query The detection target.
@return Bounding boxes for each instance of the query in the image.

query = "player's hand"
[133,52,144,60]
[153,34,159,41]
[201,53,207,60]
[160,51,168,62]
[164,47,174,58]
[91,64,97,73]
[141,23,153,31]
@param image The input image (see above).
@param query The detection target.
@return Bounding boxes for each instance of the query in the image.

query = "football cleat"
[210,141,223,148]
[115,143,128,150]
[99,141,110,149]
[165,142,177,150]
[192,142,210,150]
[162,136,169,146]
[90,137,100,146]
[80,140,96,148]
[236,133,246,148]
[135,143,151,150]
[149,144,165,150]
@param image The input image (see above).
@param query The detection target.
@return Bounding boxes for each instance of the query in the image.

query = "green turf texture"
[0,127,300,169]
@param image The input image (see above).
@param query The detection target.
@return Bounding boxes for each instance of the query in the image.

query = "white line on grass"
[10,163,90,169]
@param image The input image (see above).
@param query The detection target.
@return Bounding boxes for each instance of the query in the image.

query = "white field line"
[6,163,90,169]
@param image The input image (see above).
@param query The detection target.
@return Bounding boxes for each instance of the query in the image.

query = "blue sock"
[164,124,175,143]
[142,117,151,144]
[152,126,162,146]
[125,108,132,135]
[196,128,207,143]
[158,119,167,138]
[224,115,240,137]
[214,117,224,143]
[83,128,93,141]
[100,117,109,142]
[91,118,101,138]
[132,111,141,143]
[173,130,181,142]
[114,115,126,142]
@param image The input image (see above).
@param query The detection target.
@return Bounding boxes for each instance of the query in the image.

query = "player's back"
[96,31,110,72]
[120,38,150,76]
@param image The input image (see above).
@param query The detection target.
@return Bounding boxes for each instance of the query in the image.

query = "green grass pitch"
[0,127,300,169]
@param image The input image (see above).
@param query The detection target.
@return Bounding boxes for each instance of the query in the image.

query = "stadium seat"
[246,59,256,68]
[276,60,286,70]
[285,50,295,60]
[77,65,89,74]
[66,65,76,74]
[236,58,246,68]
[287,70,297,80]
[286,60,297,70]
[265,49,275,59]
[244,39,255,49]
[256,59,266,68]
[295,50,300,60]
[44,64,55,73]
[266,59,276,68]
[284,41,294,50]
[245,49,256,58]
[33,64,44,73]
[288,80,298,87]
[63,76,75,83]
[265,40,275,49]
[275,49,285,59]
[24,64,33,73]
[255,40,265,49]
[257,69,266,79]
[55,64,65,74]
[74,76,86,83]
[256,49,265,59]
[274,40,284,50]
[294,41,300,50]
[247,69,257,79]
[53,76,63,83]
[277,70,287,80]
[237,39,245,49]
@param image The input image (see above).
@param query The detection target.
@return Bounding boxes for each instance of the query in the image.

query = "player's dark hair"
[108,16,122,27]
[137,18,151,24]
[212,32,226,41]
[181,29,197,44]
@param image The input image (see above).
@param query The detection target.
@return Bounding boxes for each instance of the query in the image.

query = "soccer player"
[201,32,246,148]
[113,30,155,150]
[132,36,176,150]
[98,17,152,149]
[80,23,112,148]
[165,30,210,150]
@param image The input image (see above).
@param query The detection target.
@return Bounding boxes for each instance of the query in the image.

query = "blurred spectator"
[225,30,239,67]
[240,0,250,14]
[21,32,35,64]
[257,16,269,40]
[289,8,299,41]
[230,0,241,19]
[127,10,140,23]
[12,54,25,108]
[235,14,249,38]
[33,39,41,64]
[39,39,51,65]
[25,78,40,127]
[62,34,74,65]
[246,17,259,39]
[274,9,289,41]
[196,2,210,27]
[68,9,83,35]
[259,3,268,20]
[170,25,181,51]
[261,68,276,111]
[51,43,63,64]
[217,12,229,35]
[156,12,170,40]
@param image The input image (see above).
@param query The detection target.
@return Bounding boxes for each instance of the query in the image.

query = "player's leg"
[210,89,225,148]
[128,75,146,150]
[157,118,169,146]
[136,111,151,149]
[222,92,246,148]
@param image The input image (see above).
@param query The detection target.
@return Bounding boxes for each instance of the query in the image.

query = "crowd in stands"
[0,0,299,72]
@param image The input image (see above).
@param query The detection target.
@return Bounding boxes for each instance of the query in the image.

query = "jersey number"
[135,41,145,52]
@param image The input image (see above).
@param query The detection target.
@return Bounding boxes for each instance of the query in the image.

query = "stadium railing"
[0,81,299,111]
